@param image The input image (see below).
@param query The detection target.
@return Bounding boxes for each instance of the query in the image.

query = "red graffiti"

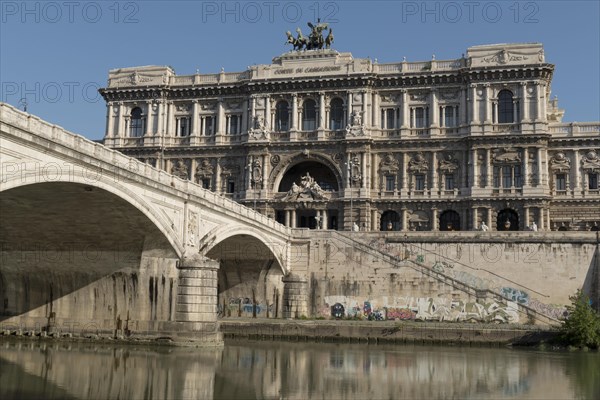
[386,308,416,320]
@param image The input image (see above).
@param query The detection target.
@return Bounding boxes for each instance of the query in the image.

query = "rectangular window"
[227,180,235,193]
[589,173,599,190]
[493,166,500,188]
[445,107,457,127]
[555,174,566,191]
[445,174,454,190]
[415,108,424,128]
[204,116,214,135]
[202,178,211,190]
[227,115,240,135]
[502,165,512,188]
[386,109,395,129]
[385,176,395,191]
[177,117,190,137]
[415,174,425,191]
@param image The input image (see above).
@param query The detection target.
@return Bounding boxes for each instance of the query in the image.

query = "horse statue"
[325,28,334,49]
[285,31,302,51]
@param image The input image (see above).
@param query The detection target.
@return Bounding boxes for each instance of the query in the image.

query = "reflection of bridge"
[1,103,598,342]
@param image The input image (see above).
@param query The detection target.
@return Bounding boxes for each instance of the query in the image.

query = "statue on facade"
[345,110,365,137]
[248,115,269,140]
[285,19,333,51]
[282,172,329,201]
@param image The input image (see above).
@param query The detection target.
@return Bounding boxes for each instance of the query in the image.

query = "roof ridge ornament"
[285,19,333,51]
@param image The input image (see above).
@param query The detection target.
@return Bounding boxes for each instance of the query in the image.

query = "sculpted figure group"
[286,19,334,51]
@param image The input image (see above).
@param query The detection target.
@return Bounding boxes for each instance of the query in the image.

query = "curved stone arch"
[270,152,343,193]
[198,224,289,275]
[0,171,184,258]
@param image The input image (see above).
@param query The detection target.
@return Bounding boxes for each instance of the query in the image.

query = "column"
[524,207,530,228]
[484,84,492,124]
[401,208,408,231]
[261,154,268,190]
[472,207,478,230]
[241,99,248,134]
[536,147,543,187]
[246,156,252,190]
[145,101,153,136]
[521,82,529,121]
[191,101,199,136]
[291,94,298,130]
[323,210,328,230]
[487,207,493,230]
[573,150,580,193]
[432,208,439,231]
[430,90,439,127]
[264,96,270,129]
[485,149,492,188]
[371,209,377,231]
[117,102,126,136]
[522,147,529,186]
[401,90,409,128]
[372,92,380,128]
[460,88,467,126]
[250,96,256,120]
[470,84,479,124]
[166,101,174,136]
[431,151,438,193]
[361,152,367,189]
[284,210,290,227]
[282,274,308,319]
[215,159,221,194]
[362,91,370,127]
[347,92,353,121]
[318,92,325,130]
[175,256,221,333]
[401,153,408,191]
[371,153,377,190]
[546,208,551,231]
[471,148,478,188]
[105,102,114,138]
[217,99,225,134]
[539,82,547,122]
[291,210,297,228]
[440,106,446,127]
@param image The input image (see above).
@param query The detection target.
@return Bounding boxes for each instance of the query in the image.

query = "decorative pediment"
[409,91,428,102]
[195,159,213,179]
[581,150,600,172]
[379,153,399,174]
[408,152,429,173]
[493,148,521,164]
[439,90,459,100]
[438,154,459,173]
[281,173,330,201]
[176,104,191,112]
[549,152,571,172]
[380,94,400,104]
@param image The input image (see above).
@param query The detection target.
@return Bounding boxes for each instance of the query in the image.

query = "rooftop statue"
[285,19,333,51]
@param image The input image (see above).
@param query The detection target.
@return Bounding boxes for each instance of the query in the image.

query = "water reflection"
[1,339,598,399]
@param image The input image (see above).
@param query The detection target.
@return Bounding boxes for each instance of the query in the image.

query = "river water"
[0,339,598,399]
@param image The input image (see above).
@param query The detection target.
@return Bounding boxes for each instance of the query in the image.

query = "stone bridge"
[0,103,296,343]
[1,103,599,343]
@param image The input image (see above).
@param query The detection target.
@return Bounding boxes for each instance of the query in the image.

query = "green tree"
[560,290,600,349]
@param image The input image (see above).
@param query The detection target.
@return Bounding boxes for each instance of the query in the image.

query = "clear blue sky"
[2,0,599,140]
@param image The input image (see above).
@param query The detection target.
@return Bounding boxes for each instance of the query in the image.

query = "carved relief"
[248,115,269,141]
[176,104,191,112]
[581,150,600,172]
[171,159,189,180]
[482,49,529,64]
[195,159,213,180]
[345,111,365,137]
[187,211,198,247]
[549,152,571,172]
[439,154,459,173]
[408,152,429,173]
[493,148,521,164]
[379,153,399,174]
[332,153,344,165]
[270,154,281,166]
[409,91,428,102]
[251,159,263,185]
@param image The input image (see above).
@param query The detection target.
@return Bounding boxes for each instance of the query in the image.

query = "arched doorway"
[278,161,339,192]
[497,209,519,231]
[439,210,461,231]
[380,210,400,231]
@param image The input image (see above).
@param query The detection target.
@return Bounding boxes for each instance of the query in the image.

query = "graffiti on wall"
[501,287,530,305]
[324,296,520,323]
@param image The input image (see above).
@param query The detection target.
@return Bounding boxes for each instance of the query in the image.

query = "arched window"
[329,98,344,130]
[302,99,317,131]
[439,210,461,231]
[380,210,401,231]
[275,101,289,131]
[497,209,519,231]
[498,90,514,123]
[130,107,144,137]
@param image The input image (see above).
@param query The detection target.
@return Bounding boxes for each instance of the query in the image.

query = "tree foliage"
[560,290,600,349]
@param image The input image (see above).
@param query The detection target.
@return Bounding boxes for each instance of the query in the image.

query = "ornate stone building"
[100,43,600,231]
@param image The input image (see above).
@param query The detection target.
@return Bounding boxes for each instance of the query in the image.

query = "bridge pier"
[171,255,222,344]
[282,274,308,319]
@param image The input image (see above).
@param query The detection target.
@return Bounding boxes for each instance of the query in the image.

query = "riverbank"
[220,318,559,347]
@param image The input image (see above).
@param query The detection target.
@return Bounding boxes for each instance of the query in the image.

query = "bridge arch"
[1,170,184,257]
